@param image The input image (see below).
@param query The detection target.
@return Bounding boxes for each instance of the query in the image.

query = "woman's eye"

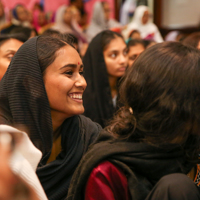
[6,55,14,60]
[130,55,138,60]
[123,50,128,56]
[64,71,73,75]
[110,53,116,58]
[79,71,84,76]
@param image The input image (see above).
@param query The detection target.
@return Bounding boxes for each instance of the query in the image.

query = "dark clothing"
[0,37,101,200]
[82,31,115,128]
[145,173,200,200]
[66,130,195,200]
[85,162,200,200]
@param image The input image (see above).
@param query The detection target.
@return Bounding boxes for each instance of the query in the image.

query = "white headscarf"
[86,1,121,43]
[123,5,163,42]
[52,5,74,34]
[52,5,87,42]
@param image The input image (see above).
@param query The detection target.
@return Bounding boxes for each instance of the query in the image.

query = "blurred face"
[0,2,4,18]
[0,39,23,80]
[103,36,128,78]
[64,7,73,25]
[43,45,87,121]
[16,6,28,22]
[103,2,111,21]
[142,10,149,24]
[128,44,145,67]
[38,12,46,26]
[71,7,81,24]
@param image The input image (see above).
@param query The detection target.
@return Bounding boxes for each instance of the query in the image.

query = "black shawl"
[67,130,194,200]
[0,37,101,199]
[82,31,115,128]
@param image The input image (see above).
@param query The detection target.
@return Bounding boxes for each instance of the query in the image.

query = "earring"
[129,107,133,114]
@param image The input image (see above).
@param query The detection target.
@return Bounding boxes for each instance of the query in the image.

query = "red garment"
[85,161,130,200]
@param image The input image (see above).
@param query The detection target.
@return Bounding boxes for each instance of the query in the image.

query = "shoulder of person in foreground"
[78,115,102,147]
[85,160,130,200]
[0,124,48,200]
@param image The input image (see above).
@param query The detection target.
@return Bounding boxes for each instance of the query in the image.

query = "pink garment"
[85,161,130,200]
[32,10,47,32]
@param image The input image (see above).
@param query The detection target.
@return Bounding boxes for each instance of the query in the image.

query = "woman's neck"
[108,76,118,98]
[51,112,66,133]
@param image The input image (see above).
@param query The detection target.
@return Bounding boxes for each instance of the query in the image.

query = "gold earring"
[129,107,133,114]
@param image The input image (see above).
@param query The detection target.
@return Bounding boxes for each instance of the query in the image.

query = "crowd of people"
[0,0,200,200]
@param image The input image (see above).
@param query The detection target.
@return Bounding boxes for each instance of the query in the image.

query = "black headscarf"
[82,31,115,128]
[0,37,101,199]
[67,130,194,200]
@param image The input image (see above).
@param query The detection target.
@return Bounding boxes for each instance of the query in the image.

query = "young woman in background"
[83,30,128,128]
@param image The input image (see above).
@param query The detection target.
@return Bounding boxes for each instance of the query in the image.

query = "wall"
[2,0,115,23]
[162,0,200,28]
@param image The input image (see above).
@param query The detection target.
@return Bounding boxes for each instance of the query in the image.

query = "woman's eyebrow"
[60,64,77,70]
[60,64,84,70]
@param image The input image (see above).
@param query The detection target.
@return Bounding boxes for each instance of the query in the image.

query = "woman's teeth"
[69,94,82,99]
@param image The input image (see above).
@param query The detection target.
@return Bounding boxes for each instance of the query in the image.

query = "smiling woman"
[0,35,101,200]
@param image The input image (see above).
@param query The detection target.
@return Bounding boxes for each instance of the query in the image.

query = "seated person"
[67,42,200,200]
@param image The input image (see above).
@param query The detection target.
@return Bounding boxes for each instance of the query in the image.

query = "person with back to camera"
[0,35,101,199]
[67,42,200,200]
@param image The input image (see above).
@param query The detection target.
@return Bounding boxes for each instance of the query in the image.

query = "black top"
[0,37,101,199]
[83,31,115,128]
[67,130,194,200]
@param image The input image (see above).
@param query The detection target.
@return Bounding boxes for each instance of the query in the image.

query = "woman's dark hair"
[10,26,38,40]
[42,29,60,37]
[37,35,67,75]
[101,30,124,51]
[127,39,145,51]
[106,42,200,161]
[182,32,200,49]
[0,33,27,46]
[128,30,140,38]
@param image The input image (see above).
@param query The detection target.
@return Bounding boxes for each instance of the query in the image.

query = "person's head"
[129,30,141,40]
[101,1,111,21]
[70,5,81,24]
[63,6,73,25]
[182,32,200,50]
[133,5,150,25]
[0,33,26,80]
[142,10,149,24]
[42,29,60,37]
[107,42,200,161]
[127,39,145,67]
[102,30,128,78]
[143,39,156,48]
[37,36,87,123]
[37,11,46,27]
[12,4,28,22]
[10,26,38,39]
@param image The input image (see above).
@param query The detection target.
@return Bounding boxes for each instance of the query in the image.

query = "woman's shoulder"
[78,115,102,131]
[85,160,130,200]
[92,160,126,178]
[78,115,102,145]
